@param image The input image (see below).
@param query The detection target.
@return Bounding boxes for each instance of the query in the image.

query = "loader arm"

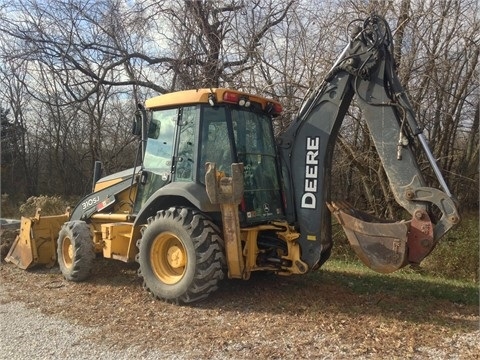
[278,15,460,272]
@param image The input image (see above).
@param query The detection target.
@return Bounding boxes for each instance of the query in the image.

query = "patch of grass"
[330,211,479,283]
[422,211,479,282]
[319,259,479,306]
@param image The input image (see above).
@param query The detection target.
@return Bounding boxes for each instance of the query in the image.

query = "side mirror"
[132,110,142,136]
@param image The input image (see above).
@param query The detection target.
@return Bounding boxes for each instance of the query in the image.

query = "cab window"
[199,106,233,181]
[175,106,197,181]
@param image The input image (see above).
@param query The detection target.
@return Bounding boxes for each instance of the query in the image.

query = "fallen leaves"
[0,259,478,359]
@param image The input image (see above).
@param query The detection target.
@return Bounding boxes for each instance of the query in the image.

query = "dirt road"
[0,259,478,359]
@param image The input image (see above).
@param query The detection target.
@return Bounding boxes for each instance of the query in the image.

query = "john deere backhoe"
[6,15,460,303]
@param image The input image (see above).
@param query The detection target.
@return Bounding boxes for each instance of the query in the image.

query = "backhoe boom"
[278,15,459,272]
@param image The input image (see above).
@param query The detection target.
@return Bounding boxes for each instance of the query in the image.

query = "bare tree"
[0,58,35,197]
[252,0,344,134]
[401,0,479,204]
[0,0,295,97]
[0,0,477,212]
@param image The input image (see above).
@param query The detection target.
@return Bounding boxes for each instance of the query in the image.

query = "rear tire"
[136,207,225,304]
[57,221,94,282]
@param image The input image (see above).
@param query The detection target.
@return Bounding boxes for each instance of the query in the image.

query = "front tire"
[57,220,95,282]
[136,207,225,304]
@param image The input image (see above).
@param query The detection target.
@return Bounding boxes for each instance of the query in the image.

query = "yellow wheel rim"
[61,237,74,269]
[150,232,187,285]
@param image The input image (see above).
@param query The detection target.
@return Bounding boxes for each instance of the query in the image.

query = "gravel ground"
[0,285,182,360]
[1,289,478,360]
[0,259,478,359]
[0,289,172,359]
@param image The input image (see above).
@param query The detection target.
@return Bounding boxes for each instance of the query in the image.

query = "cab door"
[134,108,178,211]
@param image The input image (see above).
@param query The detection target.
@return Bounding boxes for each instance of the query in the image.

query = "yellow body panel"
[88,183,139,262]
[101,222,134,261]
[94,177,124,192]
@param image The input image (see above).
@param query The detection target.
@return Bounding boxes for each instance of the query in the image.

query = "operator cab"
[134,88,285,225]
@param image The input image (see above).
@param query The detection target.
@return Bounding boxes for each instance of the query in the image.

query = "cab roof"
[144,88,282,115]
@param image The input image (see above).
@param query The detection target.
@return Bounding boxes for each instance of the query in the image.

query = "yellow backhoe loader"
[6,15,459,303]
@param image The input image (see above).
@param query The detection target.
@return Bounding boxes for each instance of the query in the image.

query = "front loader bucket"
[5,209,69,269]
[328,201,413,273]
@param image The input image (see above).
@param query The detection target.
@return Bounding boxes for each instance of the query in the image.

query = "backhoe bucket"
[5,209,69,269]
[328,201,413,273]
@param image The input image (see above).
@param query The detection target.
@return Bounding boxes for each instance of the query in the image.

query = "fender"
[133,182,220,227]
